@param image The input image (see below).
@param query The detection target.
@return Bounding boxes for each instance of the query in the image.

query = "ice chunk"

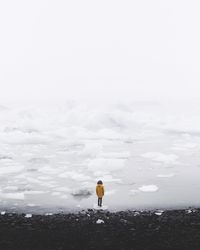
[59,171,91,181]
[96,219,104,224]
[155,210,164,216]
[61,195,68,199]
[0,193,25,200]
[39,166,62,175]
[52,192,61,196]
[53,187,70,192]
[100,151,130,159]
[141,152,179,165]
[27,203,36,207]
[3,186,18,191]
[157,173,175,178]
[0,164,25,175]
[24,190,47,195]
[88,158,125,171]
[28,157,49,164]
[25,214,32,218]
[71,189,92,198]
[79,143,102,157]
[1,211,6,215]
[38,176,53,180]
[138,185,159,192]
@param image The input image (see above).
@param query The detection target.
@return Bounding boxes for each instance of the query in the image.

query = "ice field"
[0,100,200,213]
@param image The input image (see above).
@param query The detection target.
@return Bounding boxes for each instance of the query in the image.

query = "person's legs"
[98,198,100,206]
[99,198,102,207]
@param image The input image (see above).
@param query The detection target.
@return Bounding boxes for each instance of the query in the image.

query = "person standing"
[96,180,104,207]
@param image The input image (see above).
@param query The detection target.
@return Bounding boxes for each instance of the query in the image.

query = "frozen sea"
[0,100,200,214]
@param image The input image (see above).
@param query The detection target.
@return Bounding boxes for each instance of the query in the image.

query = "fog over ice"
[0,0,200,213]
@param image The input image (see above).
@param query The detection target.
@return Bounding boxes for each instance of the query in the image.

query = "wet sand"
[0,208,200,250]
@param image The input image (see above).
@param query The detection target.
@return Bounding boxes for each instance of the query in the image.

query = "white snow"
[138,185,159,192]
[100,151,131,159]
[51,192,61,196]
[3,186,18,191]
[155,210,164,216]
[141,152,179,165]
[1,211,6,215]
[0,164,25,175]
[0,192,25,200]
[25,214,32,218]
[96,219,105,224]
[88,158,125,171]
[24,190,47,195]
[157,173,175,178]
[59,171,91,181]
[27,203,36,207]
[60,195,68,199]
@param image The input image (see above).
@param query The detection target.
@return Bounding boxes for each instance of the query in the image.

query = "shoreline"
[0,208,200,249]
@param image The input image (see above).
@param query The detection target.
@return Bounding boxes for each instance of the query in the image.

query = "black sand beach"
[1,208,200,250]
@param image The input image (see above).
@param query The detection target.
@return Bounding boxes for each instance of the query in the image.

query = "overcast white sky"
[0,0,200,102]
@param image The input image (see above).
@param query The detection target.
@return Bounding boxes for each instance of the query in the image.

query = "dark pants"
[98,198,102,207]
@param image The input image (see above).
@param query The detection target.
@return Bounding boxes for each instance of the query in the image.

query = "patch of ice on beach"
[25,214,32,218]
[88,158,125,171]
[93,204,108,210]
[141,152,179,165]
[157,173,175,178]
[27,203,36,207]
[138,185,159,192]
[45,213,53,216]
[96,219,104,224]
[1,211,6,215]
[155,210,164,216]
[59,171,91,181]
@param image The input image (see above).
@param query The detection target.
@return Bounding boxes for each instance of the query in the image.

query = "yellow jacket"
[96,184,104,198]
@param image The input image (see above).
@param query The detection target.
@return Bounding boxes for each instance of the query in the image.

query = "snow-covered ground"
[0,100,200,213]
